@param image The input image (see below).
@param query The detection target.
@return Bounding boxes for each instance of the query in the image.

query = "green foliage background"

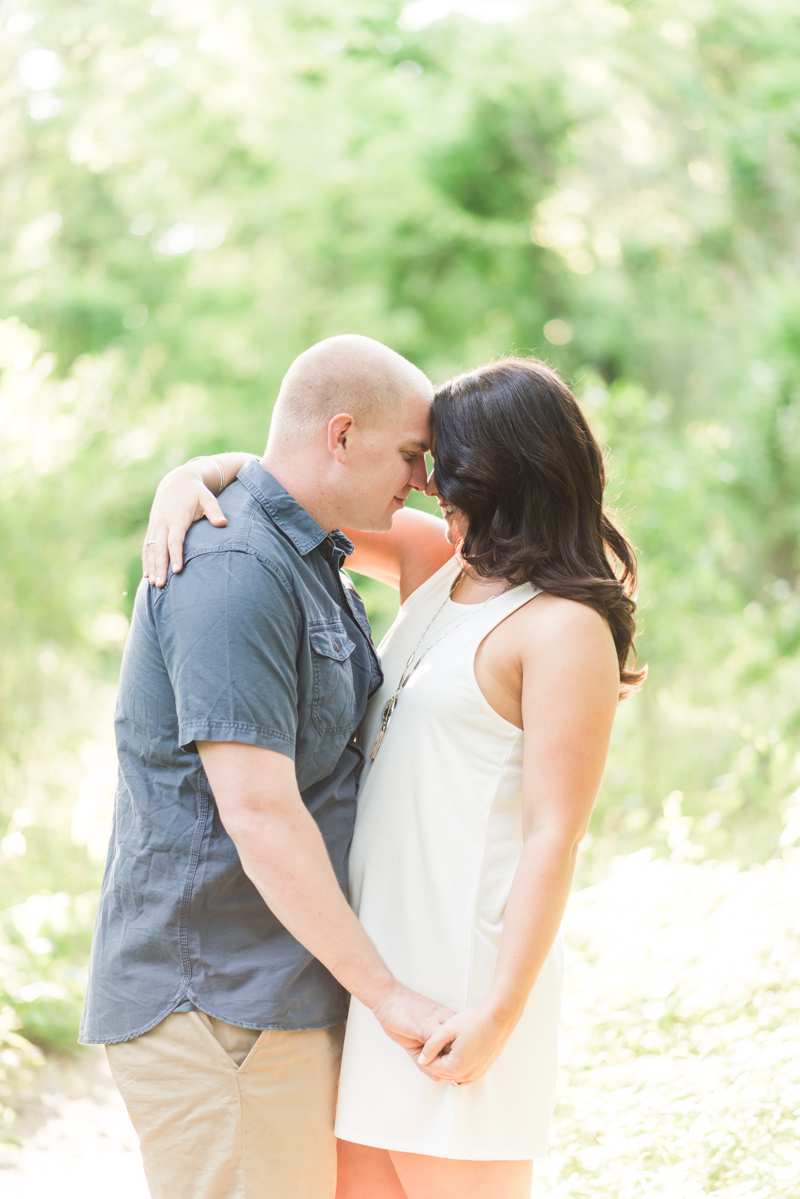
[1,0,799,1094]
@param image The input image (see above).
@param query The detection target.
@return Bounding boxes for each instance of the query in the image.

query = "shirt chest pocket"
[309,623,358,735]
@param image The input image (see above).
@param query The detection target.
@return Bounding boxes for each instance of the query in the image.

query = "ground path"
[1,1047,147,1199]
[3,850,797,1197]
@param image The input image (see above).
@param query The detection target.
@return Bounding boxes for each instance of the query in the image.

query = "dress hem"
[333,1126,550,1162]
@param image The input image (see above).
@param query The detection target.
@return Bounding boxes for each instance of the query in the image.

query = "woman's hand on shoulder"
[142,463,227,587]
[416,1005,515,1086]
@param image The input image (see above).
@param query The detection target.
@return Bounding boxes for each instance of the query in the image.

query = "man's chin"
[379,502,406,531]
[347,513,395,534]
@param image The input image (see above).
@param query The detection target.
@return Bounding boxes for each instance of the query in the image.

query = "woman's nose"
[424,470,439,498]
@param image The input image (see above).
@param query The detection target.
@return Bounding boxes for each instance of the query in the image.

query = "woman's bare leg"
[336,1139,408,1199]
[389,1151,533,1199]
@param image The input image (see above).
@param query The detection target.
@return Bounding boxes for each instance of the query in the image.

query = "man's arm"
[198,740,452,1056]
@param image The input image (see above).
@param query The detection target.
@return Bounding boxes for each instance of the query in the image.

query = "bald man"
[81,337,449,1199]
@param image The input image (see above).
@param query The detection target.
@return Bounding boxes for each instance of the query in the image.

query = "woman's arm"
[342,508,454,603]
[142,453,454,596]
[419,597,620,1084]
[142,452,252,586]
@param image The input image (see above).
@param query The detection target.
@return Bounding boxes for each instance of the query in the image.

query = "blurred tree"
[1,0,799,1060]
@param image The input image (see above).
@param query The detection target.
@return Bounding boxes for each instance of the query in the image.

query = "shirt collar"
[238,459,354,558]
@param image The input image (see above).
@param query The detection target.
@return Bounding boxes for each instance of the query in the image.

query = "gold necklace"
[369,571,514,760]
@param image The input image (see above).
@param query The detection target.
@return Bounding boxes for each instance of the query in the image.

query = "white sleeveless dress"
[334,558,564,1161]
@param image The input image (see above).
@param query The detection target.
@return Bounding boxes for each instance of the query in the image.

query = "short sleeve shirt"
[80,460,383,1044]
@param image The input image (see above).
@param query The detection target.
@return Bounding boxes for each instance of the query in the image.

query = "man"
[80,335,449,1198]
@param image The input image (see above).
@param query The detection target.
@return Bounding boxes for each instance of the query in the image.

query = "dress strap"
[460,582,541,640]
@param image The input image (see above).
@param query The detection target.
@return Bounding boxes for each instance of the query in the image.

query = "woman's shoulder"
[512,593,621,710]
[521,590,609,628]
[504,591,617,662]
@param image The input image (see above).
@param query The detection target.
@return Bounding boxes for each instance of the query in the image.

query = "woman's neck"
[450,562,511,605]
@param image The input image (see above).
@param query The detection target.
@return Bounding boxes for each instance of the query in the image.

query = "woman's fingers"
[156,522,173,586]
[163,534,180,581]
[160,493,226,583]
[199,491,228,528]
[143,522,165,587]
[142,474,228,588]
[432,1049,471,1085]
[405,1046,443,1081]
[417,1027,475,1085]
[418,1024,456,1068]
[144,527,160,585]
[142,530,152,580]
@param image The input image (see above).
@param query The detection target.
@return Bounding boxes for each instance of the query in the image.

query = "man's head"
[265,334,433,532]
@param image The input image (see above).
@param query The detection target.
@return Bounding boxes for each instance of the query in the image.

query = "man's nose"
[410,456,429,492]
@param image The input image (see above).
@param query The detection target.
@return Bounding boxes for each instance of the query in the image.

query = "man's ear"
[327,413,355,461]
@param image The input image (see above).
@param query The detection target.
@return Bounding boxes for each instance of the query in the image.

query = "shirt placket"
[326,546,383,693]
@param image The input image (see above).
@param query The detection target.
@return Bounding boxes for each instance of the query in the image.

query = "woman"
[144,357,644,1199]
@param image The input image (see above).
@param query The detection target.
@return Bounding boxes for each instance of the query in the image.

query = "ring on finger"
[144,540,157,546]
[450,1080,462,1087]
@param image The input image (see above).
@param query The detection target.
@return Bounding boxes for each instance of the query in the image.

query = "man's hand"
[372,981,455,1078]
[142,463,227,588]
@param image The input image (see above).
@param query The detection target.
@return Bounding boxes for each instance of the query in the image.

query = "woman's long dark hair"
[432,357,646,698]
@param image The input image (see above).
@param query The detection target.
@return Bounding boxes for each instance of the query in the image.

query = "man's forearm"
[198,742,395,1013]
[235,798,395,1011]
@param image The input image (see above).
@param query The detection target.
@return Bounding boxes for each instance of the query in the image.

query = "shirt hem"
[81,1007,347,1046]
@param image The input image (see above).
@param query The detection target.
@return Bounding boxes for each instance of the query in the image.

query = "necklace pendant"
[367,577,514,762]
[369,694,397,760]
[369,726,386,760]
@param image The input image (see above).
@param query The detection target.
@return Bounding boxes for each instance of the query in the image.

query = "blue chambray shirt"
[80,460,383,1044]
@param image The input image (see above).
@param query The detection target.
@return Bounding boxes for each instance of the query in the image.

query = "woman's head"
[429,356,645,697]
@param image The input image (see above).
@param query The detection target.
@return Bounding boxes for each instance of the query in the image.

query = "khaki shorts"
[106,1011,344,1199]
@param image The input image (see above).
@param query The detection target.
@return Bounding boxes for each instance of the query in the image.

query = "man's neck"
[259,450,340,533]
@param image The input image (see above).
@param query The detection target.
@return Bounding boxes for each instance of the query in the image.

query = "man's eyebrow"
[400,439,429,451]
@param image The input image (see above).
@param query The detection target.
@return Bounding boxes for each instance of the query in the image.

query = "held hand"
[142,464,227,587]
[372,982,455,1077]
[418,1006,515,1086]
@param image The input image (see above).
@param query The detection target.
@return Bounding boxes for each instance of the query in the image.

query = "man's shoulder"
[147,495,302,628]
[180,482,300,583]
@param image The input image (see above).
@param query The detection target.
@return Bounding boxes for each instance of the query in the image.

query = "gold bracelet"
[212,457,225,496]
[188,456,225,497]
